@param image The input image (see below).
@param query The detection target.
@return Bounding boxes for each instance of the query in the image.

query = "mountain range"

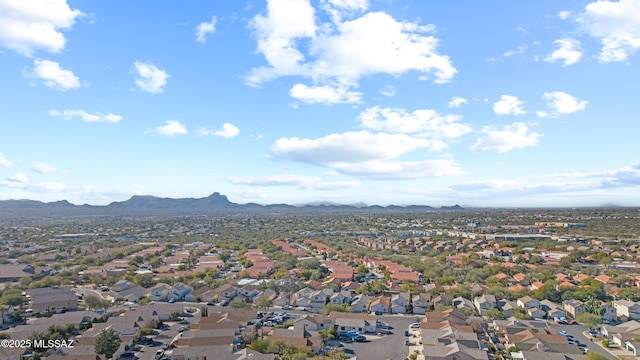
[0,192,463,218]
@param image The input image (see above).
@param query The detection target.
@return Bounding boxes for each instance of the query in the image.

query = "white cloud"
[134,62,169,93]
[289,83,361,104]
[0,153,13,168]
[558,11,571,20]
[470,123,541,153]
[199,123,240,138]
[0,0,83,56]
[380,85,395,97]
[448,96,468,108]
[153,120,187,136]
[358,106,472,138]
[578,0,640,62]
[543,91,588,114]
[503,44,527,57]
[272,130,446,166]
[196,16,216,43]
[247,1,456,99]
[333,159,465,179]
[536,110,549,118]
[28,59,80,90]
[544,38,583,66]
[7,173,28,183]
[321,0,369,23]
[493,95,526,115]
[31,162,60,173]
[228,174,361,189]
[49,109,122,123]
[229,174,318,186]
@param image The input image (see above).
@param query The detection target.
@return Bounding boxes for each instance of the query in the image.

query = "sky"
[1,0,640,208]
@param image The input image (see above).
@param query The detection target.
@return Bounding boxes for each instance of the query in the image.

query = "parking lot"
[337,315,416,360]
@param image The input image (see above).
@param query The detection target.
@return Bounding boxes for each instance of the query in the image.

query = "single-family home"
[562,299,585,319]
[474,294,497,314]
[350,294,370,313]
[613,300,640,320]
[517,296,541,310]
[412,293,432,315]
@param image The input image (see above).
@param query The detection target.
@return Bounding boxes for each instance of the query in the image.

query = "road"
[549,322,615,360]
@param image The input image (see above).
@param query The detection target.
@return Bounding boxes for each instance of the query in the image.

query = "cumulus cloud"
[545,38,583,66]
[27,59,80,90]
[558,11,571,20]
[358,106,472,138]
[7,173,28,183]
[448,96,468,108]
[196,16,216,43]
[470,123,541,153]
[0,0,83,56]
[289,83,361,104]
[199,123,240,138]
[31,162,60,173]
[152,120,187,136]
[134,62,169,93]
[577,0,640,62]
[543,91,588,114]
[493,95,526,115]
[247,0,456,101]
[49,109,122,123]
[0,153,13,168]
[272,131,446,165]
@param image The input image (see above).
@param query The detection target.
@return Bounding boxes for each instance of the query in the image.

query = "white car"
[410,323,420,329]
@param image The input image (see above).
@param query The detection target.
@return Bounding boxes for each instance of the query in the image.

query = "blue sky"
[1,0,639,207]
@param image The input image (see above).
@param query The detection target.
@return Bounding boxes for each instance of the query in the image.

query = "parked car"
[155,350,164,359]
[410,323,420,329]
[404,330,410,336]
[352,335,366,342]
[177,326,186,332]
[282,305,293,310]
[557,330,568,336]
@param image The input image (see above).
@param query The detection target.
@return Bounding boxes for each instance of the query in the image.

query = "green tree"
[249,338,270,353]
[83,293,111,312]
[585,352,608,360]
[484,308,506,320]
[255,296,273,310]
[577,312,603,330]
[94,328,121,359]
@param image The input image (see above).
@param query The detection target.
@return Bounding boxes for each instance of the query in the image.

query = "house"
[329,290,351,305]
[350,294,370,313]
[412,293,432,315]
[432,293,453,308]
[369,296,390,314]
[169,283,194,302]
[294,315,334,331]
[517,296,541,310]
[539,300,564,319]
[0,264,38,282]
[390,292,410,314]
[27,287,78,314]
[149,283,170,301]
[293,287,314,307]
[474,294,497,314]
[562,299,585,319]
[310,290,329,309]
[497,299,517,318]
[602,303,617,322]
[252,289,277,306]
[238,284,260,302]
[330,312,376,334]
[452,296,475,313]
[526,307,546,319]
[217,284,238,300]
[613,300,640,320]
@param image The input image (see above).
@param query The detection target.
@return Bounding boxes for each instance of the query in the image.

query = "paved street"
[550,322,615,360]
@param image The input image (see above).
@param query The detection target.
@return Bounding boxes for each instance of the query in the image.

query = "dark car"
[120,352,136,359]
[353,335,366,342]
[404,330,410,336]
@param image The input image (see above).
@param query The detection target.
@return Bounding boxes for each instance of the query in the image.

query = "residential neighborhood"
[1,208,640,359]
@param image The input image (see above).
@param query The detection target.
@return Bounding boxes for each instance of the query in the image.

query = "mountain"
[0,192,463,218]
